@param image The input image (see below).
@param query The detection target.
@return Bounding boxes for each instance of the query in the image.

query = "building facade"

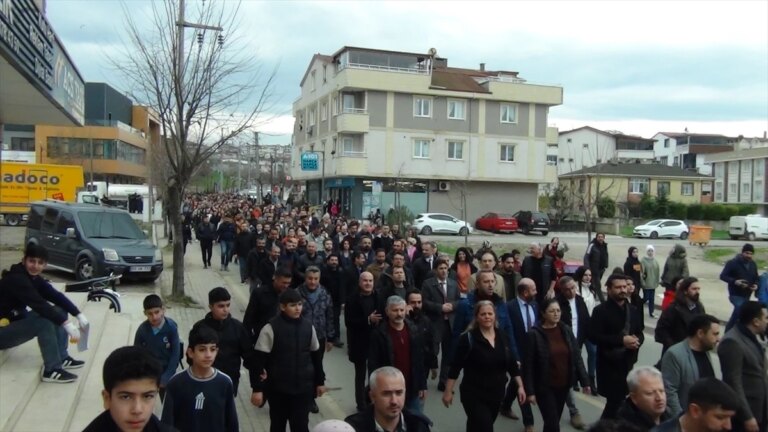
[291,47,562,220]
[556,126,656,176]
[706,147,768,214]
[652,132,734,175]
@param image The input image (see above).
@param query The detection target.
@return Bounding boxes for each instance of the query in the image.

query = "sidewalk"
[157,240,347,431]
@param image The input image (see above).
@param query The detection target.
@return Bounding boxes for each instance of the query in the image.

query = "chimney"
[479,63,485,72]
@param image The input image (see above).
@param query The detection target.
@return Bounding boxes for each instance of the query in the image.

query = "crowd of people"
[1,192,767,432]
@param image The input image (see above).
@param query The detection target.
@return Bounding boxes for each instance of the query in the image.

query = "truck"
[0,162,84,226]
[78,181,162,223]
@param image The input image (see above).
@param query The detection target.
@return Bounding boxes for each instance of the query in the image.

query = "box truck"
[0,162,84,226]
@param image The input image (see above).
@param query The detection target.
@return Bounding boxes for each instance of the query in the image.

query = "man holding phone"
[719,243,759,330]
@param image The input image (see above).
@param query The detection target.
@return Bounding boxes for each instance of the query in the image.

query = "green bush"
[737,204,758,215]
[669,202,687,220]
[387,206,415,226]
[596,197,616,218]
[687,204,703,220]
[640,193,656,218]
[653,191,671,218]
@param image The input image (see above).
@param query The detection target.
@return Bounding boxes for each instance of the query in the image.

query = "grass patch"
[164,293,202,308]
[704,247,768,268]
[620,226,634,237]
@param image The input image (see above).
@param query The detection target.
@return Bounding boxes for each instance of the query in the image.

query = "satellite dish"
[428,47,437,56]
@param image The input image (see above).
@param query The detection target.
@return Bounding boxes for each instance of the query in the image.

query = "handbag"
[602,303,631,361]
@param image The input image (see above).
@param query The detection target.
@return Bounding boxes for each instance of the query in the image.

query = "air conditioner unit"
[438,181,451,191]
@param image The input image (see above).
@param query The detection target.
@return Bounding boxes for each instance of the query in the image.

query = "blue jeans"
[406,394,424,414]
[726,295,749,330]
[219,240,233,266]
[238,256,248,282]
[584,340,597,379]
[643,289,656,316]
[0,310,68,372]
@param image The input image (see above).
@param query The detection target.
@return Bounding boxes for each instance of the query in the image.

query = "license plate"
[505,222,513,225]
[537,222,546,225]
[131,266,151,272]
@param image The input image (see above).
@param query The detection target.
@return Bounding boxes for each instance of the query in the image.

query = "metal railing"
[338,62,430,75]
[341,107,367,114]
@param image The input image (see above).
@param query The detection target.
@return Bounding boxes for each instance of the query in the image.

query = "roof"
[704,146,768,163]
[558,126,618,138]
[430,68,490,93]
[655,132,732,139]
[299,54,333,87]
[560,163,714,179]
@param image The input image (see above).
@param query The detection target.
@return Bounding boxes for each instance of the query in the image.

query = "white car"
[633,219,689,239]
[412,213,473,236]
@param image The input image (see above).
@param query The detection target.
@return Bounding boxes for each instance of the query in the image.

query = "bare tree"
[111,0,276,296]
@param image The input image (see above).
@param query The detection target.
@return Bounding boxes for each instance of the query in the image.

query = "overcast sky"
[46,0,768,144]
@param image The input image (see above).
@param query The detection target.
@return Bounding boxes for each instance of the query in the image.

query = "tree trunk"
[166,183,186,296]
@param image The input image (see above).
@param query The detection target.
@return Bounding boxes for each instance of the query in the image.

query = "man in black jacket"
[589,274,644,419]
[558,276,591,430]
[720,243,759,330]
[654,277,706,354]
[255,245,281,290]
[196,215,216,268]
[245,237,268,292]
[586,233,609,297]
[243,267,292,344]
[412,241,438,289]
[615,366,672,431]
[321,253,346,348]
[344,272,381,412]
[521,242,556,303]
[345,366,432,432]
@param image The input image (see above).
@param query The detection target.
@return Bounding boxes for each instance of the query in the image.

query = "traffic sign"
[301,152,319,171]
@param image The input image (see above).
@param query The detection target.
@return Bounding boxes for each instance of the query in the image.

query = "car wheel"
[748,232,756,241]
[459,227,469,236]
[650,231,659,239]
[76,257,94,281]
[729,235,739,240]
[5,214,20,226]
[421,226,433,235]
[541,231,548,236]
[523,226,531,235]
[680,231,688,240]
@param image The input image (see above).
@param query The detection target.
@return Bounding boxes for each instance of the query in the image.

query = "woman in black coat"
[524,298,591,432]
[442,300,525,432]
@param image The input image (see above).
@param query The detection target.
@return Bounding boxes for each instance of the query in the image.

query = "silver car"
[412,213,473,236]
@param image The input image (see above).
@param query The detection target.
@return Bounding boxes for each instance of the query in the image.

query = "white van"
[729,214,768,240]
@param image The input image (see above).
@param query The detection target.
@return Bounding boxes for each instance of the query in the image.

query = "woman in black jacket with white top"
[524,298,591,432]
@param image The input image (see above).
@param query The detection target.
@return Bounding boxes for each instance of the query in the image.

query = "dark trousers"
[353,360,368,410]
[643,288,656,316]
[200,240,213,265]
[331,301,342,342]
[502,379,535,425]
[268,391,312,432]
[597,358,629,419]
[461,395,501,432]
[537,386,570,432]
[435,320,453,384]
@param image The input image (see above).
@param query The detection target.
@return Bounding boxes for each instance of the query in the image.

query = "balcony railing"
[341,107,367,114]
[338,62,430,75]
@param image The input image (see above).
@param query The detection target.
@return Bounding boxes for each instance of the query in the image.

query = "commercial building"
[291,46,562,221]
[706,147,768,213]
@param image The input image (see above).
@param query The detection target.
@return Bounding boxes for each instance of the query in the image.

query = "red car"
[475,212,518,233]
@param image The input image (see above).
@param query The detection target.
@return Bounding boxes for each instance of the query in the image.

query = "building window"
[321,102,327,121]
[447,141,464,160]
[413,97,432,118]
[310,70,316,91]
[447,99,465,120]
[755,159,765,177]
[681,182,694,196]
[341,137,364,156]
[568,158,574,163]
[742,182,751,200]
[578,179,586,193]
[309,107,316,126]
[673,156,679,166]
[659,156,668,165]
[558,157,565,162]
[499,144,515,162]
[332,96,338,115]
[715,163,725,178]
[729,183,737,194]
[500,104,517,123]
[10,137,35,151]
[546,155,557,165]
[629,178,649,194]
[413,139,430,159]
[755,180,764,202]
[664,138,670,148]
[657,181,670,196]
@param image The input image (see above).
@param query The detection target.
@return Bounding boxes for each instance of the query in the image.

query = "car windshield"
[645,220,663,226]
[498,213,514,218]
[78,211,146,240]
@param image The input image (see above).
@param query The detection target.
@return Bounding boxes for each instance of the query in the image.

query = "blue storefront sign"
[0,0,85,124]
[326,178,355,188]
[300,152,319,171]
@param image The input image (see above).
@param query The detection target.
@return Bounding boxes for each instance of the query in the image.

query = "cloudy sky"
[46,0,768,144]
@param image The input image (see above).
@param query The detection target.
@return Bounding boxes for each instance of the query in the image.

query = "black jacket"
[412,256,436,289]
[557,294,591,347]
[344,265,365,300]
[255,257,279,289]
[587,239,609,272]
[616,397,672,432]
[246,249,268,283]
[524,323,590,395]
[83,411,177,432]
[192,313,257,389]
[234,230,253,258]
[368,319,428,398]
[320,263,346,304]
[521,255,556,304]
[655,299,706,350]
[243,285,281,344]
[344,290,379,362]
[0,263,80,325]
[195,221,216,242]
[624,249,643,290]
[345,406,432,432]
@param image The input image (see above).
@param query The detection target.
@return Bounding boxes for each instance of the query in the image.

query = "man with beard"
[266,228,281,250]
[281,237,302,288]
[358,236,375,266]
[344,252,368,297]
[521,243,556,303]
[373,225,395,254]
[720,243,759,331]
[319,239,335,261]
[412,241,438,290]
[498,253,522,301]
[298,241,324,275]
[655,277,706,354]
[407,290,438,384]
[256,245,282,290]
[421,259,460,391]
[386,239,412,267]
[366,249,390,285]
[321,254,346,348]
[246,237,268,291]
[586,233,609,300]
[589,274,645,419]
[243,267,292,344]
[380,253,415,291]
[345,272,382,412]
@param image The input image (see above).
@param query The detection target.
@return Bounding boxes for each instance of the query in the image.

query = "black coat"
[506,298,539,358]
[343,265,364,300]
[234,231,253,258]
[616,397,672,432]
[344,291,379,363]
[557,294,591,347]
[587,240,609,272]
[345,406,432,432]
[320,264,346,304]
[193,313,257,388]
[654,299,706,350]
[521,255,556,304]
[368,320,428,398]
[412,256,436,289]
[524,323,590,396]
[255,257,279,289]
[242,285,281,344]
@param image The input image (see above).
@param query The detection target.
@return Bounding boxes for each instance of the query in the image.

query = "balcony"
[336,109,369,133]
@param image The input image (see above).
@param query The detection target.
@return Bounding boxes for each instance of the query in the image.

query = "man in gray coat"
[718,301,768,432]
[420,259,459,391]
[660,314,721,416]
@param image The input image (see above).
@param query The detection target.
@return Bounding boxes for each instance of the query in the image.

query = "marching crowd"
[0,192,767,432]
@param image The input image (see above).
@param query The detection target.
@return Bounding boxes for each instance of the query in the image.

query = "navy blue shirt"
[161,368,238,432]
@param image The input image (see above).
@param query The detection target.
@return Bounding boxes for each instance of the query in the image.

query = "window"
[310,70,316,91]
[664,138,670,148]
[558,157,565,162]
[715,163,725,178]
[41,208,58,233]
[321,102,327,121]
[447,99,465,120]
[332,96,338,115]
[500,104,517,123]
[629,178,649,194]
[755,159,765,177]
[742,182,751,200]
[413,139,430,158]
[659,156,668,165]
[341,137,364,156]
[729,183,737,194]
[413,97,432,117]
[673,156,679,166]
[56,211,75,235]
[546,155,558,165]
[309,107,316,126]
[755,180,764,201]
[447,141,463,160]
[681,182,694,196]
[657,181,670,196]
[579,179,586,193]
[568,158,574,163]
[10,137,34,151]
[499,144,515,162]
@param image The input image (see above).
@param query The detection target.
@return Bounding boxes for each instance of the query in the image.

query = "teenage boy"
[83,346,174,432]
[192,287,257,396]
[161,326,238,432]
[0,244,88,383]
[134,294,180,398]
[252,289,327,432]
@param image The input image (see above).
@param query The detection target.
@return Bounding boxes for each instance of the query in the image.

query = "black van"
[24,200,163,282]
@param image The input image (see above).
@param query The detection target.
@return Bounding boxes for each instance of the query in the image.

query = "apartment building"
[706,147,768,214]
[291,46,563,220]
[556,126,656,176]
[652,132,734,175]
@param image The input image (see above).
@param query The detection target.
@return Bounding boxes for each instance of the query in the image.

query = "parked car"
[25,200,163,282]
[729,214,768,240]
[475,212,518,233]
[412,213,473,236]
[513,210,550,236]
[632,219,689,239]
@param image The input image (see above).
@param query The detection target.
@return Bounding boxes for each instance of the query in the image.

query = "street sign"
[301,152,319,171]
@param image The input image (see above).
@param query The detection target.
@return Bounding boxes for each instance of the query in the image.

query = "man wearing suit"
[412,241,438,289]
[558,276,590,430]
[343,252,367,299]
[661,314,721,416]
[501,278,538,431]
[718,301,768,432]
[421,259,460,391]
